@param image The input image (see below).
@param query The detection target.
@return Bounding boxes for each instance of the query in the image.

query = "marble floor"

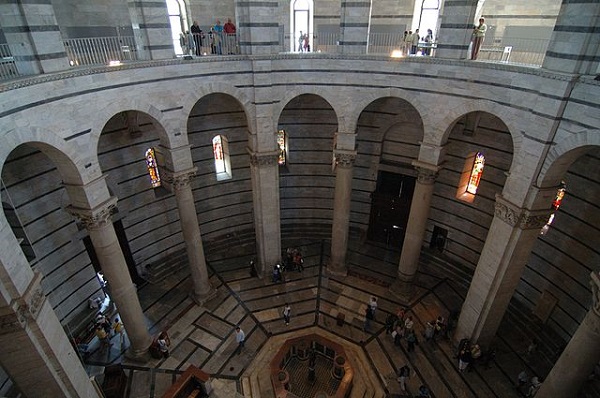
[81,238,598,398]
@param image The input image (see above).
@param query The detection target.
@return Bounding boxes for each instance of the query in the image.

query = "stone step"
[145,251,188,283]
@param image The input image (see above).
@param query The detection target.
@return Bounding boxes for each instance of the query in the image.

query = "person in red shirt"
[223,18,237,54]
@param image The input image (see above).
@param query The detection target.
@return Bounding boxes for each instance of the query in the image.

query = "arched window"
[290,0,313,52]
[145,148,161,188]
[540,182,566,235]
[277,129,288,166]
[412,0,440,37]
[213,135,232,180]
[456,152,485,202]
[167,0,188,55]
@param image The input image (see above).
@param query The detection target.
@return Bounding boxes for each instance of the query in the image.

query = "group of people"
[180,18,237,56]
[94,311,125,353]
[385,307,420,352]
[456,337,496,373]
[518,370,543,397]
[401,28,434,56]
[273,247,305,282]
[297,31,311,52]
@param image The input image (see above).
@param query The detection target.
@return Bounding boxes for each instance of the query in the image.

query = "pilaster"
[249,150,281,279]
[339,0,372,55]
[127,0,174,60]
[236,1,281,55]
[436,0,484,60]
[0,0,69,75]
[454,194,552,348]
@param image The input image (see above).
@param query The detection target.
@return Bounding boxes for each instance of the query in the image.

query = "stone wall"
[0,56,598,348]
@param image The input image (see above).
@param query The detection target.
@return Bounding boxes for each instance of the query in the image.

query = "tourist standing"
[283,303,291,325]
[191,21,203,55]
[471,17,487,60]
[397,365,411,392]
[235,326,245,354]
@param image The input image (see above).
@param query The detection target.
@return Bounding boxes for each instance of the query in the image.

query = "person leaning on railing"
[471,17,487,60]
[223,18,237,55]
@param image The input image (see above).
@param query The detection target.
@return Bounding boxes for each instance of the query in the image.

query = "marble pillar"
[163,168,216,304]
[249,150,281,279]
[329,150,357,275]
[68,197,152,359]
[435,0,484,60]
[339,0,372,54]
[542,1,600,75]
[536,272,600,398]
[390,162,439,301]
[0,272,102,398]
[235,1,281,54]
[127,0,174,60]
[0,0,69,75]
[454,195,551,348]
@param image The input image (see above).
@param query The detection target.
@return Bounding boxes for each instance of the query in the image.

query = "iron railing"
[0,44,18,81]
[63,36,139,66]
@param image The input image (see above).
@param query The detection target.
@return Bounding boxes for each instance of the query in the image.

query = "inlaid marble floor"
[80,239,598,398]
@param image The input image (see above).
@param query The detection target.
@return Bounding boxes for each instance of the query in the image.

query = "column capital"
[67,196,117,230]
[412,160,441,185]
[0,272,45,335]
[248,149,279,167]
[591,272,600,317]
[334,149,357,168]
[162,168,197,191]
[494,195,551,230]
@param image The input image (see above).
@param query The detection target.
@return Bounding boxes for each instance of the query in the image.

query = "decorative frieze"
[494,195,552,230]
[249,151,279,167]
[162,169,197,191]
[333,150,356,168]
[67,197,117,230]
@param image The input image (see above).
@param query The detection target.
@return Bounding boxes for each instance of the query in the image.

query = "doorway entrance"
[367,171,415,247]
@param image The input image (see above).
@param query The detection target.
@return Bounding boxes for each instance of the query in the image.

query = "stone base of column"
[125,341,152,362]
[326,264,348,277]
[191,285,217,306]
[389,278,416,305]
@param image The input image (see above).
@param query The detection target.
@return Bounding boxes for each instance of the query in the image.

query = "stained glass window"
[541,183,566,235]
[466,152,485,194]
[145,148,161,188]
[277,129,287,165]
[213,135,232,180]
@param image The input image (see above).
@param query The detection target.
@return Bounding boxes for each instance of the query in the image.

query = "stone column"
[436,0,485,60]
[163,168,216,304]
[454,195,551,348]
[390,162,439,301]
[127,0,174,60]
[68,197,152,359]
[339,0,372,54]
[542,1,600,75]
[0,0,69,75]
[236,1,281,54]
[329,149,357,275]
[537,272,600,398]
[0,272,102,398]
[249,150,281,278]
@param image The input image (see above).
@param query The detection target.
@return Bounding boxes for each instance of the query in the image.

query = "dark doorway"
[367,171,416,247]
[430,225,448,252]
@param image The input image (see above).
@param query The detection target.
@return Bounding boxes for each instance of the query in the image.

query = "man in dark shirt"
[191,21,203,56]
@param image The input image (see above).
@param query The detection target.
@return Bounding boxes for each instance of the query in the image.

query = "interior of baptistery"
[1,0,600,398]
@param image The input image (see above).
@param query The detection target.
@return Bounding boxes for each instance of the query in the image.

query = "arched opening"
[167,0,189,55]
[290,0,314,53]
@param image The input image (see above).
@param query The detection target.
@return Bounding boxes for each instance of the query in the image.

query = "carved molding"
[416,167,438,185]
[494,196,552,230]
[163,169,196,191]
[0,273,46,335]
[591,272,600,317]
[334,151,356,168]
[249,152,279,167]
[67,197,117,230]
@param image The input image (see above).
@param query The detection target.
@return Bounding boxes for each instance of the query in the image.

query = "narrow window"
[277,129,288,166]
[466,152,485,194]
[145,148,161,188]
[213,135,232,180]
[540,182,566,235]
[456,151,485,203]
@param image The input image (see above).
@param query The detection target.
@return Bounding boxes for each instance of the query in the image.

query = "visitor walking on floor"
[283,303,291,325]
[157,331,170,358]
[112,317,125,348]
[235,326,245,355]
[397,364,411,392]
